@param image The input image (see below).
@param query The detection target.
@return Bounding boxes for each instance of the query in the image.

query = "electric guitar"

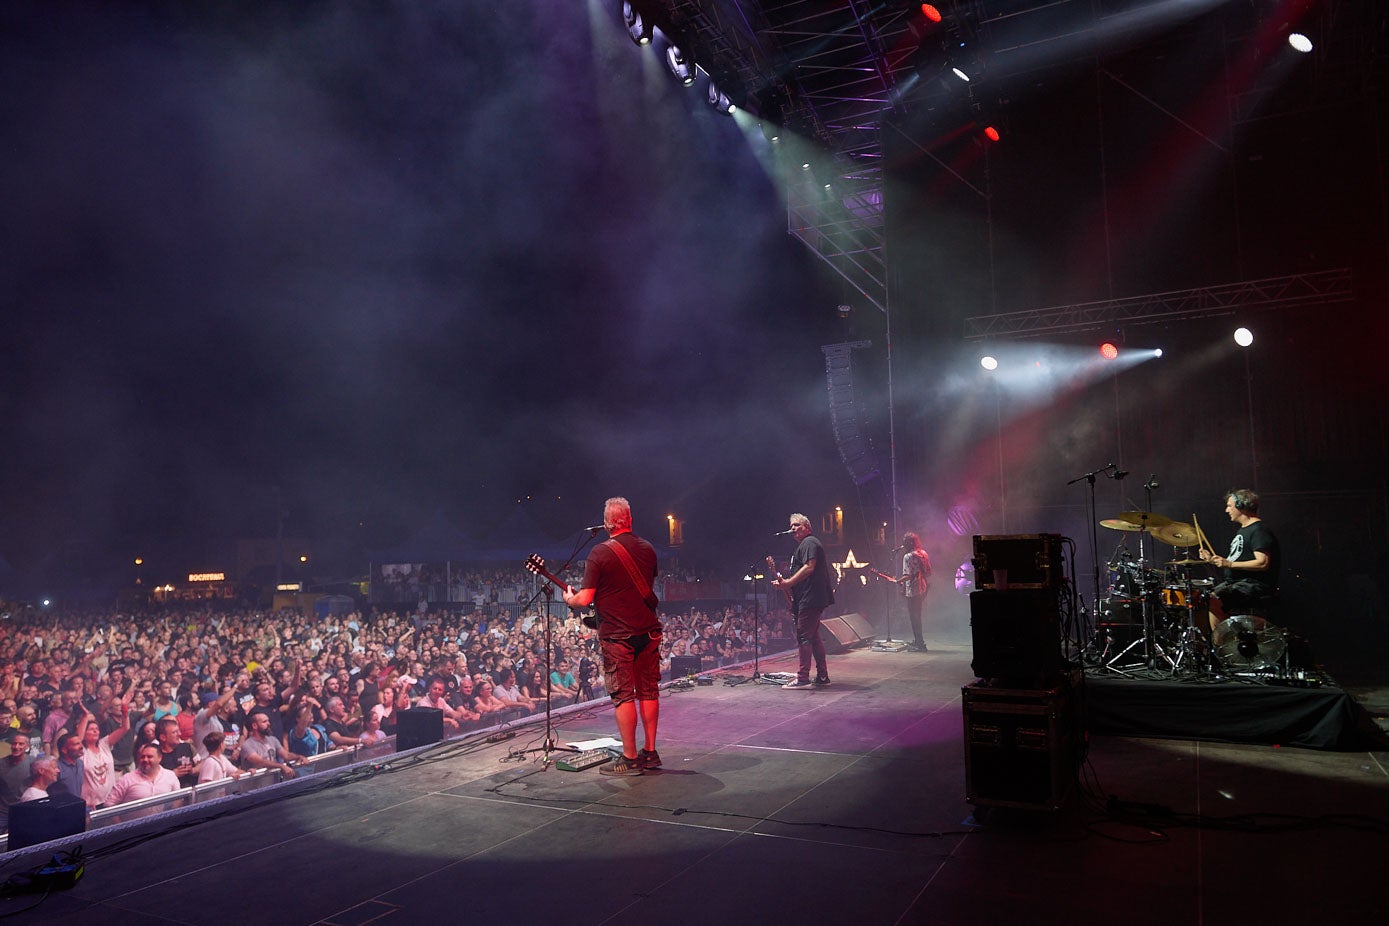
[523,553,571,598]
[525,553,601,628]
[869,567,906,596]
[766,556,793,606]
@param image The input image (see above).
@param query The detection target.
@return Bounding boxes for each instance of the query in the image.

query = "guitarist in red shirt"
[563,497,662,777]
[899,532,933,652]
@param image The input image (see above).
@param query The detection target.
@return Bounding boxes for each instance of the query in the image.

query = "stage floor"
[7,638,1388,925]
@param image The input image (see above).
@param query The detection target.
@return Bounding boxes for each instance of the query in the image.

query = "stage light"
[1099,341,1119,360]
[1153,348,1164,358]
[623,2,652,46]
[980,355,998,371]
[665,44,696,86]
[707,82,735,114]
[983,125,1000,142]
[920,4,943,23]
[1288,33,1313,53]
[951,66,970,82]
[1234,327,1254,347]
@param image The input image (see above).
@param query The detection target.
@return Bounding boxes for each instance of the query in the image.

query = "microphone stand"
[746,560,764,680]
[1067,462,1116,634]
[519,528,603,764]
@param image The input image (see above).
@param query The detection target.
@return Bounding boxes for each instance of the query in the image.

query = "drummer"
[1198,489,1280,630]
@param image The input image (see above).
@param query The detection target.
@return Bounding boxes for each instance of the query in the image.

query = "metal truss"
[962,268,1354,340]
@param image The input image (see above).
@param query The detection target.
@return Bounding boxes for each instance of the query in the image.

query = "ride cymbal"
[1117,510,1173,528]
[1152,521,1199,546]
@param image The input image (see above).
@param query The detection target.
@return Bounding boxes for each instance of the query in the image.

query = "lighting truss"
[961,268,1354,340]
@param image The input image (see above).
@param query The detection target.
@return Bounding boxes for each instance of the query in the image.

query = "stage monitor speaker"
[396,707,444,751]
[7,792,87,850]
[819,616,860,654]
[670,655,702,678]
[838,612,876,641]
[970,588,1065,686]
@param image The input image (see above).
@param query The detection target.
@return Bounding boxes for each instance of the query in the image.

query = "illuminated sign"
[276,583,302,592]
[832,549,871,584]
[187,572,226,583]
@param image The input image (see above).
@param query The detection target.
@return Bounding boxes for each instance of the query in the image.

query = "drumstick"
[1191,514,1216,556]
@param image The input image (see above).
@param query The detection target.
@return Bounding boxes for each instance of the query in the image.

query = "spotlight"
[623,2,652,46]
[665,44,696,86]
[837,304,852,318]
[1288,33,1313,54]
[1153,348,1164,359]
[707,82,735,115]
[983,125,1000,142]
[920,4,943,23]
[980,355,998,371]
[951,66,970,82]
[1099,341,1119,360]
[1234,327,1254,347]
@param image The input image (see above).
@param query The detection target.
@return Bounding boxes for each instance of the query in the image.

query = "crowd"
[0,571,792,830]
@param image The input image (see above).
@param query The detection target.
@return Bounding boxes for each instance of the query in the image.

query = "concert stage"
[6,639,1386,924]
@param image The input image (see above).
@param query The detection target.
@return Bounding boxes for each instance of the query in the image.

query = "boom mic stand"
[1067,462,1116,634]
[519,528,602,764]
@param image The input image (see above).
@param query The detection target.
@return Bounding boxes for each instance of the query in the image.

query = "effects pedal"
[555,748,615,772]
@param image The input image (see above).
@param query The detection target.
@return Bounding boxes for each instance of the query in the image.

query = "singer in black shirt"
[771,513,835,689]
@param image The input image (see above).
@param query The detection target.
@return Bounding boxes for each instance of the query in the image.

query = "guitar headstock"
[524,553,544,575]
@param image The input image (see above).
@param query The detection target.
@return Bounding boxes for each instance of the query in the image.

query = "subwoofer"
[396,707,444,751]
[7,792,87,850]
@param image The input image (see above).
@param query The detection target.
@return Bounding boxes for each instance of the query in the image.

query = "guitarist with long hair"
[899,532,933,652]
[562,497,662,777]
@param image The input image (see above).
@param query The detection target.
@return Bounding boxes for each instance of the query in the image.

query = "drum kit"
[1087,510,1286,677]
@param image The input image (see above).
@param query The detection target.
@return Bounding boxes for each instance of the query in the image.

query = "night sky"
[0,2,854,589]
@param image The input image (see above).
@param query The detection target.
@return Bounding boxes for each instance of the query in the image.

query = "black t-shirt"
[1227,520,1280,590]
[581,533,660,639]
[160,742,197,788]
[791,534,836,612]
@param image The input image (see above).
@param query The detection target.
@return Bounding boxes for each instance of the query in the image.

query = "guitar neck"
[766,557,793,605]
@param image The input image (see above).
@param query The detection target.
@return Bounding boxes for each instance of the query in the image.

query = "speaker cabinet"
[7,792,87,850]
[818,616,861,654]
[670,655,702,678]
[396,707,444,751]
[969,588,1066,686]
[963,681,1082,811]
[838,612,876,641]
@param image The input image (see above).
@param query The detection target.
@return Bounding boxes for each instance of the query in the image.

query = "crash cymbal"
[1166,558,1205,566]
[1100,518,1147,532]
[1152,521,1199,546]
[1117,510,1173,528]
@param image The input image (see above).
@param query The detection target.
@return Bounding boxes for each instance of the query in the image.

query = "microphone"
[773,528,795,536]
[1144,474,1159,490]
[583,524,606,532]
[1111,469,1130,479]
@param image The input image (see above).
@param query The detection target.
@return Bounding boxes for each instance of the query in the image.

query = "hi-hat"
[1100,518,1147,532]
[1152,521,1199,546]
[1117,510,1173,528]
[1166,558,1204,566]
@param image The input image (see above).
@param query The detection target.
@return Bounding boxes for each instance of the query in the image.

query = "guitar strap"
[605,538,659,613]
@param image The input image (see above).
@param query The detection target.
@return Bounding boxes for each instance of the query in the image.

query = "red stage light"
[920,4,943,24]
[1100,342,1119,360]
[983,126,1000,142]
